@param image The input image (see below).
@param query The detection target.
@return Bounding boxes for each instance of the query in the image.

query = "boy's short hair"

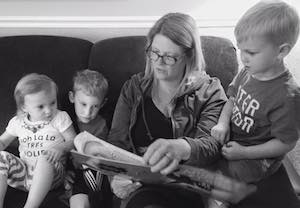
[234,1,300,47]
[73,69,108,100]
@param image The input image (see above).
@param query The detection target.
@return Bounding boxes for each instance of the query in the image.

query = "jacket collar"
[131,71,209,99]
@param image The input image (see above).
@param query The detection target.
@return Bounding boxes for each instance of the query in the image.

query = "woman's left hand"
[143,138,191,175]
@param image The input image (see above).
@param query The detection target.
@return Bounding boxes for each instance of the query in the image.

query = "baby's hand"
[44,148,63,164]
[111,175,142,199]
[211,123,230,145]
[222,141,245,160]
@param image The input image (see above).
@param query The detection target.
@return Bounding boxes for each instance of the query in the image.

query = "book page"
[73,132,245,198]
[74,131,145,165]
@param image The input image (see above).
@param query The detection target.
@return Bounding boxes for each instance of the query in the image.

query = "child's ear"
[277,43,291,60]
[69,91,75,103]
[20,105,27,114]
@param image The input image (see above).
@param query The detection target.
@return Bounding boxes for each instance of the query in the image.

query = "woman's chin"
[154,71,169,80]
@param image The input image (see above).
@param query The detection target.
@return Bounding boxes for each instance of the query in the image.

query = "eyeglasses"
[147,50,184,66]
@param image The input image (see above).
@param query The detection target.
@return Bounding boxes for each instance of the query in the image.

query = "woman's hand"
[111,175,142,199]
[143,138,191,175]
[222,141,246,160]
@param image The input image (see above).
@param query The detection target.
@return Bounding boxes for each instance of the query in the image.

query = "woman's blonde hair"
[235,1,299,47]
[144,12,206,90]
[14,73,57,115]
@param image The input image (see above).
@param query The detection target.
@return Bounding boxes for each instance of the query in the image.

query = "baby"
[0,73,76,208]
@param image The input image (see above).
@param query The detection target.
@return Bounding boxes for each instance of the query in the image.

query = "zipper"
[169,101,176,139]
[128,98,141,154]
[128,86,146,155]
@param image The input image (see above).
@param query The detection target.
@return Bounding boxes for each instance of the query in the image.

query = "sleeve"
[6,116,19,137]
[287,139,300,175]
[270,90,300,144]
[227,68,246,98]
[98,119,109,139]
[52,111,73,133]
[107,78,136,151]
[92,117,109,139]
[183,78,228,166]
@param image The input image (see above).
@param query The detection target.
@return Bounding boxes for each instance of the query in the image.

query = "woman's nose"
[156,57,165,65]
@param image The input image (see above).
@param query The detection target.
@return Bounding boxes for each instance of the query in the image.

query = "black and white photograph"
[0,1,299,208]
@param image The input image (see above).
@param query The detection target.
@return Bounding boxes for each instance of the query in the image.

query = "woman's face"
[150,34,186,82]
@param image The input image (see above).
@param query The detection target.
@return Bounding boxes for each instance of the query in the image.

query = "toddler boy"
[210,1,300,207]
[68,69,112,208]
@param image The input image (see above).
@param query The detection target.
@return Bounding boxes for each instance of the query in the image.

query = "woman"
[79,13,255,208]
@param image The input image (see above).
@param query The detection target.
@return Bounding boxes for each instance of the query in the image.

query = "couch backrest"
[0,35,93,133]
[89,36,147,118]
[0,34,238,136]
[89,35,238,119]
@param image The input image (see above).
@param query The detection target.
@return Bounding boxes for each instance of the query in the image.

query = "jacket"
[108,72,227,167]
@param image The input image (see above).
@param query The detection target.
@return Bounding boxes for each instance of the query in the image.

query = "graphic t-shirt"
[227,69,300,147]
[77,114,108,140]
[6,110,72,167]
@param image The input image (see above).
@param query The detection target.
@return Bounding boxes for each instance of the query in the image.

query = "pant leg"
[218,158,276,183]
[90,174,113,208]
[0,151,65,191]
[0,151,28,191]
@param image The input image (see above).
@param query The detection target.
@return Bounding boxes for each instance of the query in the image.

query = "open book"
[71,131,231,196]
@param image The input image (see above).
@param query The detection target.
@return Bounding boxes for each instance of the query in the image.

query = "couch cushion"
[201,36,238,90]
[88,35,238,120]
[88,36,147,119]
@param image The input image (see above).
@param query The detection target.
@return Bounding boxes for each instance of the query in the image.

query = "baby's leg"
[0,173,7,208]
[0,151,27,208]
[24,155,64,208]
[70,168,91,208]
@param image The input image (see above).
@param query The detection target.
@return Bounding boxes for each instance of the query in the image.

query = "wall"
[0,0,242,41]
[0,0,299,81]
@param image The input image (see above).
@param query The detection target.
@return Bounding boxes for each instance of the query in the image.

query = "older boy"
[68,69,112,208]
[210,1,300,207]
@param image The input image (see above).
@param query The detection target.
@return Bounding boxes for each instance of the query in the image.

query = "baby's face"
[71,90,104,123]
[23,88,57,122]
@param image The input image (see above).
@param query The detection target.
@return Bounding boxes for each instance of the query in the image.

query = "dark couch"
[0,35,298,208]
